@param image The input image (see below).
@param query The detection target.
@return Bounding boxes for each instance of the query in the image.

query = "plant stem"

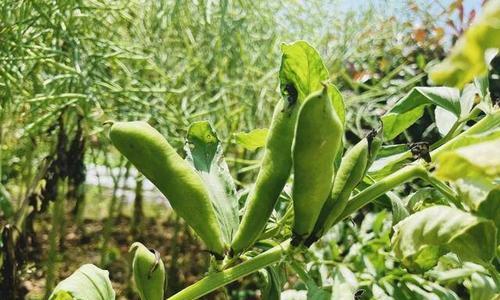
[168,241,290,300]
[337,164,426,222]
[419,172,462,208]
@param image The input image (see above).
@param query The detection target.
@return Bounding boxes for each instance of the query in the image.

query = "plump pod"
[308,137,370,243]
[230,98,299,255]
[291,87,342,242]
[109,121,225,256]
[130,242,166,300]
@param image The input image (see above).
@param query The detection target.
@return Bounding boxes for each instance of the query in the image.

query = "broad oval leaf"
[382,87,460,140]
[392,206,496,272]
[234,128,269,151]
[185,121,239,244]
[278,41,345,124]
[279,41,329,103]
[49,264,115,300]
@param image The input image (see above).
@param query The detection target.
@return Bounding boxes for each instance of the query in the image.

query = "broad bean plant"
[49,3,500,299]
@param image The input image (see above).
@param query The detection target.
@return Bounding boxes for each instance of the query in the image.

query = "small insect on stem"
[409,142,431,163]
[284,83,298,107]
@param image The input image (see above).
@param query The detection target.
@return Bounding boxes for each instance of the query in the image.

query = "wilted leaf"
[49,264,115,300]
[392,206,496,272]
[185,121,239,243]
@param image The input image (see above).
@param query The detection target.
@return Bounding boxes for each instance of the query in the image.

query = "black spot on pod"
[285,83,298,107]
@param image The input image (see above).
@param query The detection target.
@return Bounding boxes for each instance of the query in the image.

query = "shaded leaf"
[382,87,460,140]
[185,121,239,243]
[261,263,287,300]
[464,273,499,300]
[388,193,409,225]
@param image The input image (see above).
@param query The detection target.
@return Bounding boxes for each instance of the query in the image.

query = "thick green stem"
[337,164,425,222]
[168,241,290,300]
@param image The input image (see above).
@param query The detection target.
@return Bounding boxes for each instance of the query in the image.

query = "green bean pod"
[130,242,166,300]
[307,137,370,244]
[109,121,225,256]
[230,98,299,255]
[291,87,342,243]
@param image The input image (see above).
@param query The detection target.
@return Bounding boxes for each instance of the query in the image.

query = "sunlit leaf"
[49,264,115,300]
[435,139,500,181]
[278,41,345,123]
[234,128,269,150]
[279,41,329,103]
[430,1,500,87]
[330,265,358,300]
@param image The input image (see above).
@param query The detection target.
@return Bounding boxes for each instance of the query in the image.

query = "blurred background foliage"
[0,0,490,299]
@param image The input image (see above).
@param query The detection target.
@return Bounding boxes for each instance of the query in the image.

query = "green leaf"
[327,84,346,126]
[234,128,268,151]
[382,87,460,140]
[330,265,358,300]
[388,193,409,226]
[368,150,412,180]
[279,40,329,103]
[464,273,499,300]
[406,188,447,213]
[185,121,239,244]
[429,0,500,88]
[392,206,497,272]
[436,139,500,181]
[476,188,500,242]
[278,41,344,125]
[49,264,115,300]
[260,263,287,300]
